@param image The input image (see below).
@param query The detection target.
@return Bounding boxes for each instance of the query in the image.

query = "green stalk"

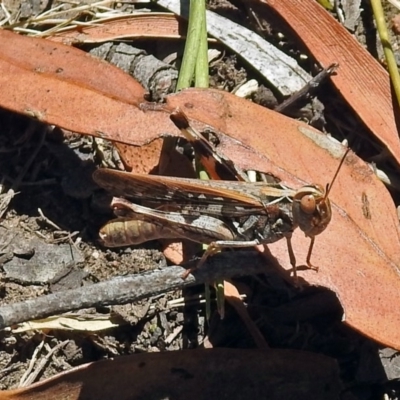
[194,4,209,88]
[177,0,224,318]
[371,0,400,107]
[176,0,207,90]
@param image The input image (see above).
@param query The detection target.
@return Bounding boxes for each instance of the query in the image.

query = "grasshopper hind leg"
[181,243,222,279]
[181,239,261,279]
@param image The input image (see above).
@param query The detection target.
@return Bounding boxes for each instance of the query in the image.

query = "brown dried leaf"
[0,29,175,145]
[0,349,341,400]
[1,30,400,348]
[116,139,164,173]
[48,13,186,45]
[262,0,400,166]
[165,88,400,349]
[224,281,269,349]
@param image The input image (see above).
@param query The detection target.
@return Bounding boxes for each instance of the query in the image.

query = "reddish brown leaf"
[224,281,269,349]
[48,13,186,45]
[261,0,400,166]
[0,29,175,145]
[0,349,341,400]
[1,30,400,348]
[116,139,164,173]
[164,88,400,349]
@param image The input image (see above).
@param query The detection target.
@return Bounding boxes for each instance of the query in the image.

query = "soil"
[0,1,400,399]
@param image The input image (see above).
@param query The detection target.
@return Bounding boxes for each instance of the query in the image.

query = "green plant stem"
[371,0,400,107]
[176,0,221,317]
[195,5,209,88]
[176,0,207,90]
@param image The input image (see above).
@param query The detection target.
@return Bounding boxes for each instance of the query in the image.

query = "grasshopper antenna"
[324,148,350,199]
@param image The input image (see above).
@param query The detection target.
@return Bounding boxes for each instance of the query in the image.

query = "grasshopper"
[93,109,348,278]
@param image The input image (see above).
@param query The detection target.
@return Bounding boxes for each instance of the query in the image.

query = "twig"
[19,340,69,387]
[19,339,45,387]
[6,0,115,30]
[0,3,11,26]
[164,326,183,345]
[274,63,338,113]
[38,208,62,231]
[0,362,22,380]
[0,251,277,329]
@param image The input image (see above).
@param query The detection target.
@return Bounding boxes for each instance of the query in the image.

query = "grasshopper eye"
[300,194,316,214]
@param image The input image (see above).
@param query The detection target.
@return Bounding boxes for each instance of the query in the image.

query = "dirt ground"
[1,0,400,399]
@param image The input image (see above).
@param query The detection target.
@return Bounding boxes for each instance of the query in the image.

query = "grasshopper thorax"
[292,184,332,238]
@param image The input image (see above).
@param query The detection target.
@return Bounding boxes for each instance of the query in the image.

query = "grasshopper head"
[292,184,332,237]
